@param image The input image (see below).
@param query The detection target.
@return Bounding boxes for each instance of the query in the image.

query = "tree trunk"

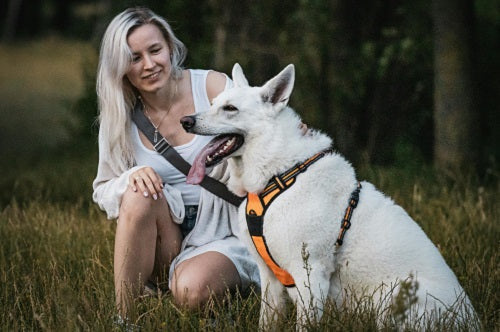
[2,0,23,42]
[432,0,477,168]
[209,0,233,70]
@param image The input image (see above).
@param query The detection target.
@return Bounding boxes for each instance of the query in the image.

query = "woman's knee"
[170,253,241,309]
[171,273,213,309]
[119,187,161,222]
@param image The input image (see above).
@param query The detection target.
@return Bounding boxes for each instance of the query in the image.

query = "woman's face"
[126,23,172,95]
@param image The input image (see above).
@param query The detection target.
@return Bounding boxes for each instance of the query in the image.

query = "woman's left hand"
[129,166,164,200]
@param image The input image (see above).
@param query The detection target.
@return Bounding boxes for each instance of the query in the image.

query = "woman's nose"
[143,54,155,69]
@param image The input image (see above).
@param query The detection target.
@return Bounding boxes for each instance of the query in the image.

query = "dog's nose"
[180,116,196,131]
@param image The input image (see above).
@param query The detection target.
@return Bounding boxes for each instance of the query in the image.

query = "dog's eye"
[222,104,238,112]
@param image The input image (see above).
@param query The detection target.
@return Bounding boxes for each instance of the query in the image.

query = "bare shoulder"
[206,70,228,102]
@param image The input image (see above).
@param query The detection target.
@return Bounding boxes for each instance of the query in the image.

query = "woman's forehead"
[127,24,166,50]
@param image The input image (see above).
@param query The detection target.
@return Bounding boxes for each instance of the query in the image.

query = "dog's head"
[181,63,295,184]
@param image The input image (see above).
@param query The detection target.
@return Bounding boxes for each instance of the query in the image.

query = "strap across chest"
[245,150,362,288]
[245,150,330,287]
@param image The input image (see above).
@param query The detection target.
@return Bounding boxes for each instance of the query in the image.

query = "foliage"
[3,1,496,167]
[0,37,94,157]
[0,153,498,330]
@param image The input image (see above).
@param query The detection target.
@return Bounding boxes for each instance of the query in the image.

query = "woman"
[92,7,259,318]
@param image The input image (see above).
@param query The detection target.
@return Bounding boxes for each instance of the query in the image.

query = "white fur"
[188,63,478,330]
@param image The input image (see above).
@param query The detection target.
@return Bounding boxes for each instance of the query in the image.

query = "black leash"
[132,101,244,207]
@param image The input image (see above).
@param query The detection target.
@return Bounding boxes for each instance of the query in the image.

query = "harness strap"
[246,150,330,287]
[336,182,362,246]
[132,101,244,206]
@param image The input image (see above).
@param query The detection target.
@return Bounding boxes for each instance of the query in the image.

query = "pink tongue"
[186,136,228,185]
[186,147,212,184]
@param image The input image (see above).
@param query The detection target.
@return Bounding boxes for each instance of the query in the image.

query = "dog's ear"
[261,64,295,108]
[232,63,249,87]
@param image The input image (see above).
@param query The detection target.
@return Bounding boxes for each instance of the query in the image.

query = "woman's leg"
[170,251,242,309]
[114,187,182,316]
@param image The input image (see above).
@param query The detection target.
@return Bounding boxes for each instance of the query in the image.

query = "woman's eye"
[151,48,161,54]
[132,56,141,63]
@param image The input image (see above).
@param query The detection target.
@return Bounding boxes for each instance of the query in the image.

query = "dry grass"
[0,154,497,331]
[0,38,497,331]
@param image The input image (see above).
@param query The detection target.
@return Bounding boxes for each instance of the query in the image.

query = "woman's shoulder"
[206,70,228,101]
[188,69,228,102]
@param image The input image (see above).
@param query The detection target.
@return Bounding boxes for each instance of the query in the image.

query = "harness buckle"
[154,138,170,154]
[350,198,358,208]
[273,175,286,190]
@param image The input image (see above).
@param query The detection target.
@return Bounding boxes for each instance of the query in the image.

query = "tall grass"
[0,152,498,331]
[0,38,498,331]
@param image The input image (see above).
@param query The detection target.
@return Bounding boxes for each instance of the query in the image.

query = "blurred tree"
[4,0,492,169]
[286,0,433,165]
[432,0,477,169]
[2,0,23,42]
[208,0,231,69]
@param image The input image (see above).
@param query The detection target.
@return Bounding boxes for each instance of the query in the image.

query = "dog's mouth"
[186,134,244,184]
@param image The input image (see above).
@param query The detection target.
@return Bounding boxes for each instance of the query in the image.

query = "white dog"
[181,64,477,329]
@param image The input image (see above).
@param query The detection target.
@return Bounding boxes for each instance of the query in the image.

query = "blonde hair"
[96,7,187,172]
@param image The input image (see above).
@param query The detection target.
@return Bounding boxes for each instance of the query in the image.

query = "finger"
[134,175,149,197]
[153,172,164,199]
[130,174,141,192]
[141,175,160,200]
[136,168,160,200]
[142,168,164,199]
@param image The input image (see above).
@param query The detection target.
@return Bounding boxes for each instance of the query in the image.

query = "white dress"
[92,69,260,290]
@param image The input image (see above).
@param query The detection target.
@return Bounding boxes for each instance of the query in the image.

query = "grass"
[0,152,498,331]
[0,37,95,155]
[0,37,498,331]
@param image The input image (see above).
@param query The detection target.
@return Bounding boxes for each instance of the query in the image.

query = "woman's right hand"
[129,167,164,200]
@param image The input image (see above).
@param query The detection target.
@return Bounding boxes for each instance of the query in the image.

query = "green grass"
[0,37,497,331]
[0,153,498,331]
[0,37,95,155]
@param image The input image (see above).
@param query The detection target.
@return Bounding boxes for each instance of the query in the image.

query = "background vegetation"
[0,0,498,330]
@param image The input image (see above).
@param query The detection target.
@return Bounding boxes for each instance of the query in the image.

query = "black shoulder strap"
[132,102,243,207]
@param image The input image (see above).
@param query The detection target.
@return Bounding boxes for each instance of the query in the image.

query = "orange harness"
[245,150,362,288]
[245,150,330,287]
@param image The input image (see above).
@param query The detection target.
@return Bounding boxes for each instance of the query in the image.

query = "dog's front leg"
[258,265,287,330]
[293,268,331,330]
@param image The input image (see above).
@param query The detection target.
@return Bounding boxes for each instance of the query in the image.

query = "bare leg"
[170,251,241,309]
[114,188,182,317]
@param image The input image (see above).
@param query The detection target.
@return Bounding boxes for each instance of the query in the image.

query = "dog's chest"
[239,155,357,277]
[249,184,341,269]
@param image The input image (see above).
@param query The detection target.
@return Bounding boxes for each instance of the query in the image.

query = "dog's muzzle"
[180,115,196,132]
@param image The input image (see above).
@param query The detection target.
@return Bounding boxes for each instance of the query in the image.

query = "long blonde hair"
[96,7,187,172]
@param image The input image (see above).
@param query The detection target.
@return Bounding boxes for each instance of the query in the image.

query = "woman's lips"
[143,71,161,80]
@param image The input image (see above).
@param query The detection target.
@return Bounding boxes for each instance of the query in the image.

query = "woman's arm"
[206,70,230,103]
[92,128,144,219]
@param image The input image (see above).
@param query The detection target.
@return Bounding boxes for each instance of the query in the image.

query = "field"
[0,37,94,156]
[0,39,498,331]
